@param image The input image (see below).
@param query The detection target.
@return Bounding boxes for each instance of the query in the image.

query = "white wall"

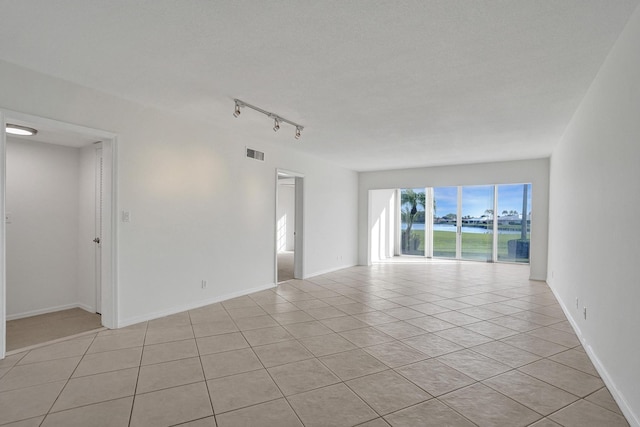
[277,180,295,252]
[299,162,358,277]
[547,5,640,425]
[369,189,396,262]
[358,158,550,280]
[0,59,359,331]
[5,138,80,318]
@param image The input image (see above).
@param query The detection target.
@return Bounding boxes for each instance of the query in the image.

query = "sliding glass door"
[433,187,457,258]
[423,183,531,264]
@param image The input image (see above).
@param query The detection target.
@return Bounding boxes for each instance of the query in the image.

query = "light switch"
[122,211,131,222]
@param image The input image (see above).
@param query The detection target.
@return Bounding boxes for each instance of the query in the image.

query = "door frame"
[275,169,304,283]
[0,110,119,359]
[456,186,462,259]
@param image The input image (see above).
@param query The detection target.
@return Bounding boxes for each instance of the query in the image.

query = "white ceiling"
[1,1,638,171]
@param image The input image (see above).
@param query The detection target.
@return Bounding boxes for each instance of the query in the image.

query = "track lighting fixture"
[232,98,304,140]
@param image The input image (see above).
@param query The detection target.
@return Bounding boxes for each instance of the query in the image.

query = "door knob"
[93,237,101,244]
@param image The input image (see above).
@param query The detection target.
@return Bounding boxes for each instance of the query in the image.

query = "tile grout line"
[238,291,308,426]
[126,320,148,427]
[189,309,218,427]
[39,331,100,425]
[263,285,407,425]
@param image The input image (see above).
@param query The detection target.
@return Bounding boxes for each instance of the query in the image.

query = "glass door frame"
[456,187,462,259]
[425,188,434,258]
[492,186,498,261]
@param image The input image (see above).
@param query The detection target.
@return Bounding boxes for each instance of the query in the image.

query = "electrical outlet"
[583,307,587,320]
[122,211,131,222]
[201,280,207,289]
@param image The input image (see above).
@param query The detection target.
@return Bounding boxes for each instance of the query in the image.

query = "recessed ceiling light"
[6,124,38,136]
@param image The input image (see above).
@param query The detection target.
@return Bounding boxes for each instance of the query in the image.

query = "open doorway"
[275,170,304,283]
[1,111,117,357]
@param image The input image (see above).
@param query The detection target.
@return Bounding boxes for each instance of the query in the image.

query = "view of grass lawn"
[408,230,530,262]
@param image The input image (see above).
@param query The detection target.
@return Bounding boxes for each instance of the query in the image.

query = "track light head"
[273,117,280,132]
[295,126,302,139]
[233,101,241,118]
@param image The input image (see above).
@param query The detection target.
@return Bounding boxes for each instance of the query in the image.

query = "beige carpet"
[277,250,295,282]
[6,307,103,352]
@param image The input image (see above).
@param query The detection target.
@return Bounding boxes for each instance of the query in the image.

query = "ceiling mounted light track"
[233,98,304,140]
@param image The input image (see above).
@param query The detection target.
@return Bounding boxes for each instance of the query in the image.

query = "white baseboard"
[304,263,356,279]
[118,282,276,328]
[77,303,96,313]
[548,283,639,427]
[6,303,90,321]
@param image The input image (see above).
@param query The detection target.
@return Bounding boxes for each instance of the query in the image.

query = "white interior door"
[293,176,304,279]
[95,146,103,314]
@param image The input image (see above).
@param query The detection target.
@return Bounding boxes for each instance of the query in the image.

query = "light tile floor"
[0,261,630,426]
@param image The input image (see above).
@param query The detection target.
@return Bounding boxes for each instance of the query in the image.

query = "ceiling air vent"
[246,147,265,161]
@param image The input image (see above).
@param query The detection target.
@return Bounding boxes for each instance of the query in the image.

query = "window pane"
[433,187,457,258]
[400,188,425,256]
[497,184,531,263]
[461,185,494,261]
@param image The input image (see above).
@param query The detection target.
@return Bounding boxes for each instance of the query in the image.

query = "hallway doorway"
[277,251,295,282]
[1,111,118,357]
[275,170,304,283]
